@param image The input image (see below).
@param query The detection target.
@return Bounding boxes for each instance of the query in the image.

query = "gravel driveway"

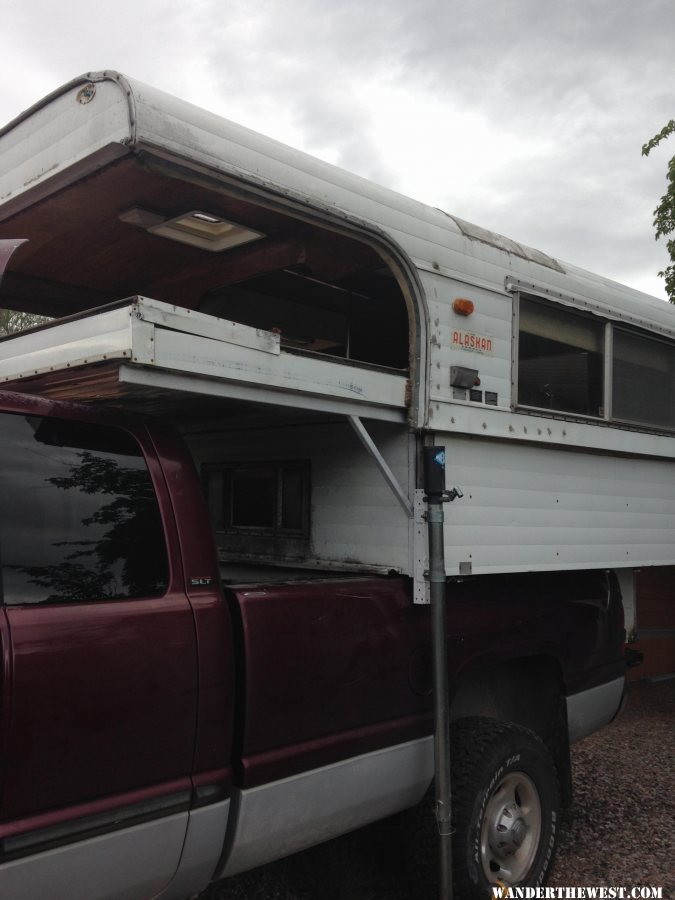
[201,679,675,900]
[550,679,674,896]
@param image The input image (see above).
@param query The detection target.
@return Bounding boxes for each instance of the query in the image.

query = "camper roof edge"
[1,72,673,369]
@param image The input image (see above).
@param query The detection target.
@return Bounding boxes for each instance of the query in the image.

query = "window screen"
[0,413,169,605]
[613,329,675,429]
[518,296,605,417]
[205,461,309,536]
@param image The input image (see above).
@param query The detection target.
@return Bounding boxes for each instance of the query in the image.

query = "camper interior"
[0,153,417,577]
[0,155,411,372]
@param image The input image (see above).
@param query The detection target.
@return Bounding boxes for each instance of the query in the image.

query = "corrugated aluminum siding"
[185,420,412,572]
[443,433,675,575]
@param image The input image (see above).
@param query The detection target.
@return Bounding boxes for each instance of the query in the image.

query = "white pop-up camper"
[1,71,674,664]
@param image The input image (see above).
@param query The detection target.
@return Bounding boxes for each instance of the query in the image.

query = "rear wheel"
[408,718,560,898]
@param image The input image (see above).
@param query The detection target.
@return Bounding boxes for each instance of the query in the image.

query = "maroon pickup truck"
[0,389,626,900]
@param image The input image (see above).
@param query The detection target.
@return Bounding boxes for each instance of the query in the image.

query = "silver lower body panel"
[217,736,434,878]
[566,676,625,744]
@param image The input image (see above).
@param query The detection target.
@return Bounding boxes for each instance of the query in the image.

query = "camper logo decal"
[76,84,97,105]
[451,329,494,355]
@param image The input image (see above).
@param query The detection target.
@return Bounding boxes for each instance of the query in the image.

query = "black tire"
[407,718,560,899]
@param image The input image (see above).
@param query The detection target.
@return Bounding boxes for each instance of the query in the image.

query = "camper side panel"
[0,78,131,215]
[442,433,675,575]
[423,270,513,419]
[184,419,412,573]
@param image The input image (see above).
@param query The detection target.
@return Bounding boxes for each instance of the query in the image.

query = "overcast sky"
[1,0,674,298]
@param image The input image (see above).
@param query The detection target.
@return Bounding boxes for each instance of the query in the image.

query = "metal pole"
[423,447,461,900]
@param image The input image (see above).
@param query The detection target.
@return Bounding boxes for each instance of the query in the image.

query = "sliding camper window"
[613,328,675,429]
[517,296,604,417]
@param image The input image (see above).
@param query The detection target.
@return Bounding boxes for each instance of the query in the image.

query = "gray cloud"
[0,0,673,296]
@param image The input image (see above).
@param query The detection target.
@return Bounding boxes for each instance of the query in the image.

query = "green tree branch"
[642,120,675,302]
[0,308,51,336]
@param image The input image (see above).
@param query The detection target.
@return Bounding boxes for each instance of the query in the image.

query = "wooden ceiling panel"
[0,154,387,316]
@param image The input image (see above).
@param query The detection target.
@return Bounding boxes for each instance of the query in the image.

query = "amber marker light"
[452,298,475,316]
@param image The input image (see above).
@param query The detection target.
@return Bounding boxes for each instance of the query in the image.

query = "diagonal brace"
[348,415,414,518]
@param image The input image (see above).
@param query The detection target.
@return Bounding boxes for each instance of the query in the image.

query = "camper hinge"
[413,489,430,604]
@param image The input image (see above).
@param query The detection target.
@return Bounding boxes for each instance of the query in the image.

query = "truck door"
[0,409,198,897]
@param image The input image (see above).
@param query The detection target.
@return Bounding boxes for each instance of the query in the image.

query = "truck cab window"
[0,413,169,605]
[517,296,604,417]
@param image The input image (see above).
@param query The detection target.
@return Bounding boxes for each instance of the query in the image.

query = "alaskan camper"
[0,71,664,899]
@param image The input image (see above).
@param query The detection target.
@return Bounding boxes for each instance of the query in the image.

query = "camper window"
[204,461,310,537]
[613,329,675,429]
[517,296,604,417]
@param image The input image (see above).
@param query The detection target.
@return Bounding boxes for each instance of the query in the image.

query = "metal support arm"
[348,415,414,518]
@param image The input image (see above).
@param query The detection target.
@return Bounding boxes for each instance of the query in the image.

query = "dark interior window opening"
[199,267,409,370]
[518,296,604,417]
[613,329,675,429]
[204,460,310,537]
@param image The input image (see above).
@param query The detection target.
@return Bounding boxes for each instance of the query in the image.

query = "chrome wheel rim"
[480,771,542,885]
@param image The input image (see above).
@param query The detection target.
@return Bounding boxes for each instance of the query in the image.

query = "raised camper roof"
[1,70,673,431]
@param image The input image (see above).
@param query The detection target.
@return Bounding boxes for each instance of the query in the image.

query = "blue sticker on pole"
[434,450,446,467]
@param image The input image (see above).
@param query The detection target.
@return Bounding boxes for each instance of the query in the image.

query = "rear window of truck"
[0,413,169,605]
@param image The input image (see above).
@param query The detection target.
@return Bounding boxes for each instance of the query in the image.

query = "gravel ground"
[550,679,674,897]
[201,679,675,900]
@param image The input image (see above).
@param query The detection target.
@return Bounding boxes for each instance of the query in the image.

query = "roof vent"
[120,207,265,252]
